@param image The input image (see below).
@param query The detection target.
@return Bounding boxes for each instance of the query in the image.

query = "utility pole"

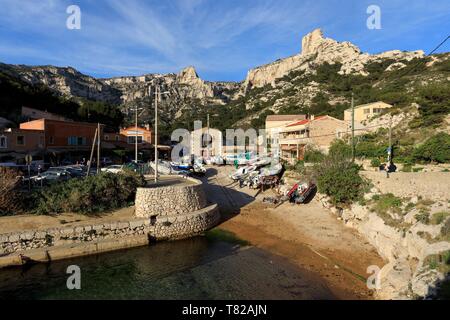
[388,115,393,163]
[154,85,159,183]
[97,123,101,174]
[135,105,139,163]
[207,113,210,160]
[387,115,393,179]
[87,128,98,177]
[351,92,355,163]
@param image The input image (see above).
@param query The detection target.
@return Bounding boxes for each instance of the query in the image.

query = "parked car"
[101,157,113,167]
[101,165,124,174]
[32,170,71,184]
[124,162,141,172]
[64,166,85,178]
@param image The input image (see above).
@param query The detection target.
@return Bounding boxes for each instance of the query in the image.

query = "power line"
[381,34,450,82]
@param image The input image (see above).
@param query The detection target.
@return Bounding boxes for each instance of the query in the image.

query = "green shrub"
[402,164,413,172]
[415,212,430,225]
[431,212,450,225]
[413,133,450,164]
[371,158,382,168]
[425,251,450,274]
[329,139,353,159]
[32,171,146,215]
[304,147,325,163]
[441,219,450,242]
[316,156,365,205]
[416,83,450,127]
[371,193,403,216]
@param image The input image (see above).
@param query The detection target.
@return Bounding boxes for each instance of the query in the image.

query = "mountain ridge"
[0,28,448,134]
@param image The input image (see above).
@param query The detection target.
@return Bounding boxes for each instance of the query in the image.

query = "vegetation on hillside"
[0,71,124,129]
[209,55,449,136]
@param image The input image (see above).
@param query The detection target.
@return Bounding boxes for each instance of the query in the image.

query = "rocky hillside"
[0,28,448,135]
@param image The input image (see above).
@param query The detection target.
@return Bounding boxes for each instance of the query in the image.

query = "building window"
[68,136,87,146]
[17,136,25,146]
[115,135,119,142]
[0,136,6,149]
[128,136,143,144]
[49,136,54,144]
[364,108,371,115]
[104,135,109,141]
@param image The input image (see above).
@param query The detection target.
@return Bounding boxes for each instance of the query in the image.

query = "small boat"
[253,158,272,168]
[230,165,257,181]
[150,161,172,175]
[193,163,206,176]
[171,162,193,171]
[289,182,317,204]
[260,163,283,177]
[211,156,225,166]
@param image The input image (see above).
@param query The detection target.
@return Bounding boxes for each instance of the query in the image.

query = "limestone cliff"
[243,28,425,89]
[0,28,444,131]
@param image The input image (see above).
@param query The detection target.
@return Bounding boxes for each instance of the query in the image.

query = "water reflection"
[0,236,335,300]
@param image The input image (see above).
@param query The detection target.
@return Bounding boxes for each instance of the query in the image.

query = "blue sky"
[0,0,449,81]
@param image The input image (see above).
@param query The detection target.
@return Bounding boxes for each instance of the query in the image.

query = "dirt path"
[202,166,385,300]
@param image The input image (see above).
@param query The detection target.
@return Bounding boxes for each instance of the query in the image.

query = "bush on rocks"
[32,171,146,215]
[315,141,366,206]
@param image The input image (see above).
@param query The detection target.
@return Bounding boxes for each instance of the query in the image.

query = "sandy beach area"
[202,166,385,300]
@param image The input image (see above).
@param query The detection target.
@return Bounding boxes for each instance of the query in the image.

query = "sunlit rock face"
[243,28,425,89]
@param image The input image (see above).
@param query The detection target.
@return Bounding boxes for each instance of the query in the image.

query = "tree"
[314,140,365,205]
[413,133,450,164]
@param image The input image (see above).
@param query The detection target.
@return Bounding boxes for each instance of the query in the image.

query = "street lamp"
[150,85,170,183]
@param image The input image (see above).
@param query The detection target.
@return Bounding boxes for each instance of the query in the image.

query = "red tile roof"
[286,115,327,127]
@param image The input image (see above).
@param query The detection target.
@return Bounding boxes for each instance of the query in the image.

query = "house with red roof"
[278,115,350,163]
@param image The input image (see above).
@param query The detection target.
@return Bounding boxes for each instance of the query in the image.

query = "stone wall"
[0,204,220,260]
[135,178,208,218]
[0,176,221,268]
[317,193,450,299]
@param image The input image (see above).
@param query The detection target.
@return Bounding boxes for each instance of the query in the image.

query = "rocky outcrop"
[318,191,450,300]
[243,28,425,89]
[0,63,123,105]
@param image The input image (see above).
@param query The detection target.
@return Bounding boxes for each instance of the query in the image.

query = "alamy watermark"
[367,5,382,30]
[66,265,81,290]
[366,265,382,290]
[170,121,280,164]
[66,5,81,30]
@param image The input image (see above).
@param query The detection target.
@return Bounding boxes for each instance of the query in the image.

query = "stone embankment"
[0,176,220,268]
[317,175,450,299]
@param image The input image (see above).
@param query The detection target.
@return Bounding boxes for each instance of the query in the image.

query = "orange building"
[20,119,103,150]
[120,126,154,145]
[0,128,45,154]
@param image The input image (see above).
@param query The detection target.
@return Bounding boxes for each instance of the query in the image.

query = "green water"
[0,235,336,300]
